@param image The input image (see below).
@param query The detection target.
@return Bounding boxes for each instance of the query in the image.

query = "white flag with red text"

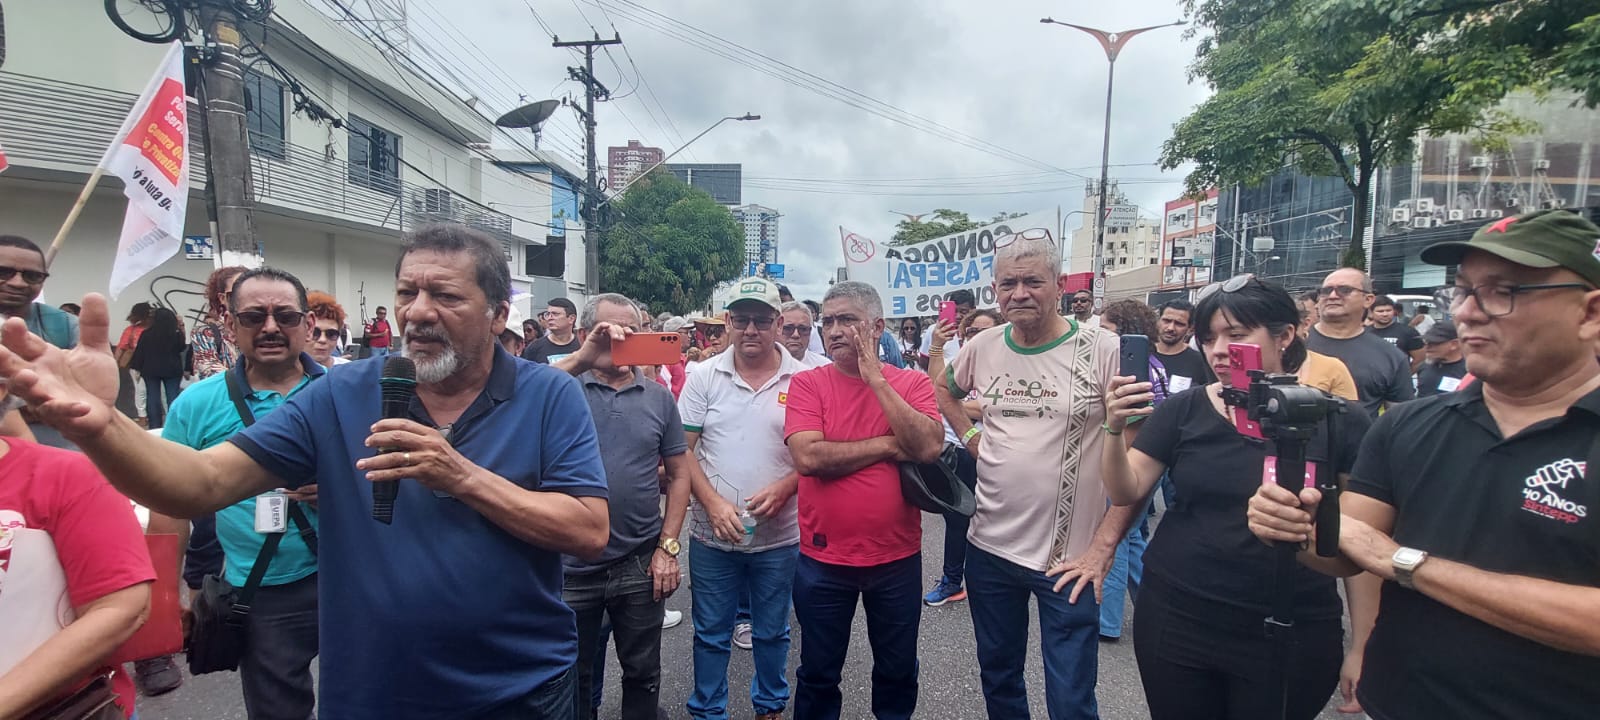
[103,41,189,299]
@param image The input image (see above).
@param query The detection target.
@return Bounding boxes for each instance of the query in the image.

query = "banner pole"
[44,166,107,268]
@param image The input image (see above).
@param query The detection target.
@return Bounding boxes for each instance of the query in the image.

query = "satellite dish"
[495,99,561,129]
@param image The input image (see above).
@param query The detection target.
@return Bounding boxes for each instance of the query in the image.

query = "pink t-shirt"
[784,363,939,567]
[0,438,155,717]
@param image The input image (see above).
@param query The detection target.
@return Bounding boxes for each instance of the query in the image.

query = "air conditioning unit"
[1535,159,1551,172]
[1469,156,1489,169]
[1506,197,1520,208]
[1489,210,1504,218]
[1391,207,1412,224]
[1471,209,1488,219]
[418,188,454,215]
[1412,217,1432,230]
[1415,198,1435,213]
[1448,209,1465,222]
[1251,236,1276,253]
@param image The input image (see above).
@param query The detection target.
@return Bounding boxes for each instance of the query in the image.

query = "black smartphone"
[1119,334,1151,384]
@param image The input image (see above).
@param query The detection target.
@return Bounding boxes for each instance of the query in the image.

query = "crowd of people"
[0,209,1598,720]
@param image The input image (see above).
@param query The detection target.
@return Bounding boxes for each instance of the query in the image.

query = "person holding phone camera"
[1101,276,1375,720]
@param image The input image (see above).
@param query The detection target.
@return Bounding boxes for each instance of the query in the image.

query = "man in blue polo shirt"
[0,223,610,720]
[161,266,324,720]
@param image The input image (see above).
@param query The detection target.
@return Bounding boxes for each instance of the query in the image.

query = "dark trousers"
[240,574,319,720]
[563,550,664,720]
[479,668,576,720]
[182,512,224,590]
[143,374,182,429]
[940,448,979,584]
[1133,572,1342,720]
[966,546,1101,720]
[792,553,921,720]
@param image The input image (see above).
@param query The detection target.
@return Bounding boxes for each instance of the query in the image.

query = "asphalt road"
[138,513,1366,719]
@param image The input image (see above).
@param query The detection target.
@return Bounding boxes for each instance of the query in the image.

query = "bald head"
[1319,267,1374,327]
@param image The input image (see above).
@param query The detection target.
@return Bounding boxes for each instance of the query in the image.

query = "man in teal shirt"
[159,266,323,720]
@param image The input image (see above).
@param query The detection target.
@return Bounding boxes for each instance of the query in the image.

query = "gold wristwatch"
[658,537,682,557]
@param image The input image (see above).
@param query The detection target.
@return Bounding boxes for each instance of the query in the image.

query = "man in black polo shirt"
[1249,209,1600,720]
[1415,321,1467,397]
[1152,299,1210,392]
[1367,294,1425,373]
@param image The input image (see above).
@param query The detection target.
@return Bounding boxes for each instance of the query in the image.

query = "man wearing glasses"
[779,301,830,367]
[1066,289,1099,327]
[1307,268,1415,418]
[158,267,325,719]
[0,235,77,448]
[1250,209,1600,719]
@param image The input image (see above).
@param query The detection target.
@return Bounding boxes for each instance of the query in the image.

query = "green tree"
[602,170,744,313]
[891,209,1025,246]
[1160,0,1556,269]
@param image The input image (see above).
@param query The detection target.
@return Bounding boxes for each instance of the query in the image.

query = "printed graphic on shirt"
[978,373,1060,419]
[1522,458,1589,524]
[778,392,788,406]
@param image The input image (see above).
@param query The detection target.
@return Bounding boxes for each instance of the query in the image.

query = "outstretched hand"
[0,294,121,438]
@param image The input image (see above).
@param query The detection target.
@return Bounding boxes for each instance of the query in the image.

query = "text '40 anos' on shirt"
[949,320,1121,572]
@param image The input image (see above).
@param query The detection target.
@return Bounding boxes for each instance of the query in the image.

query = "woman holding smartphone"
[1099,276,1378,719]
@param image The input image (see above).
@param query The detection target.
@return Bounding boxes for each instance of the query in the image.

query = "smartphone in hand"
[612,332,683,367]
[1228,342,1264,439]
[939,300,958,328]
[1119,334,1151,384]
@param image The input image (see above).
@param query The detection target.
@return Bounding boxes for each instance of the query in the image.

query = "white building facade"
[0,0,587,327]
[731,203,779,269]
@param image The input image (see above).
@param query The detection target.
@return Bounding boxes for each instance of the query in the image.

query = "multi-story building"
[1159,189,1219,291]
[664,163,742,205]
[607,140,664,190]
[0,0,586,325]
[731,204,780,268]
[1068,182,1162,275]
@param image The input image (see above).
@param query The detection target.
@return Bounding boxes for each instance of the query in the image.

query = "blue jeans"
[1100,509,1149,638]
[940,448,979,584]
[792,553,921,720]
[687,540,799,719]
[143,374,181,429]
[370,346,390,358]
[967,546,1100,720]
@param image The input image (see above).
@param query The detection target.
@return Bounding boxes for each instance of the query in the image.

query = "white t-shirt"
[678,349,804,552]
[802,350,832,368]
[949,320,1120,571]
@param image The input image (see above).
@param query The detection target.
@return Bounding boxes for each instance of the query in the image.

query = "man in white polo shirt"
[679,277,804,720]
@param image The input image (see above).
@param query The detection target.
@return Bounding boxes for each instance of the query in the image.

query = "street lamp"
[608,114,760,198]
[1041,17,1182,310]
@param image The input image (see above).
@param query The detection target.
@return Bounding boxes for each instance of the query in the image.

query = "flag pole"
[44,167,107,268]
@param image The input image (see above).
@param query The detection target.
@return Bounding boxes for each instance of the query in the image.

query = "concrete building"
[664,163,741,205]
[607,140,664,190]
[731,203,780,268]
[0,0,587,326]
[1159,189,1218,291]
[1066,181,1161,277]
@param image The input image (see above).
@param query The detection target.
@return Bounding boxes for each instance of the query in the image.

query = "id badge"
[255,491,288,534]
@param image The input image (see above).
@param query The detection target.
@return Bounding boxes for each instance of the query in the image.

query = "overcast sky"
[400,0,1210,303]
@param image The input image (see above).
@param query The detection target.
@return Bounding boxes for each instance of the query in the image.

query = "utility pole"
[197,5,261,267]
[553,32,621,294]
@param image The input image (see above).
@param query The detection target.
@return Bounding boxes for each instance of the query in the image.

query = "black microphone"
[373,355,417,524]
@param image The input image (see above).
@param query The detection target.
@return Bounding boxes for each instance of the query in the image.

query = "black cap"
[1422,322,1457,344]
[1420,210,1600,287]
[899,444,976,517]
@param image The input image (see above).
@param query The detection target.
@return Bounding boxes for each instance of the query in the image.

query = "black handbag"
[184,371,318,675]
[21,673,121,720]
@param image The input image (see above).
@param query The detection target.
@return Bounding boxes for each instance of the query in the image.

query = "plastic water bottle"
[739,508,758,545]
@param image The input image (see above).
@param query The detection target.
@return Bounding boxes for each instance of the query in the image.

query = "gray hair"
[996,234,1062,274]
[581,293,640,329]
[398,224,511,307]
[822,281,883,323]
[779,300,812,322]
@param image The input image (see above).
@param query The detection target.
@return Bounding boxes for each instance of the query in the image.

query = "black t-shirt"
[1415,358,1467,397]
[521,335,581,364]
[1155,346,1213,392]
[1349,384,1600,720]
[1368,321,1424,355]
[1133,386,1371,620]
[1307,327,1415,418]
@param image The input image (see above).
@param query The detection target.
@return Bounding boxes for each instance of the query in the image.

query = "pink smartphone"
[939,300,957,327]
[1228,343,1264,439]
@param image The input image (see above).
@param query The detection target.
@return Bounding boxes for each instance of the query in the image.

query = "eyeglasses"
[1196,273,1255,302]
[313,328,342,341]
[234,309,306,329]
[781,323,812,336]
[1071,296,1093,305]
[728,315,776,330]
[1434,283,1592,319]
[994,227,1052,249]
[1317,284,1368,298]
[0,266,49,285]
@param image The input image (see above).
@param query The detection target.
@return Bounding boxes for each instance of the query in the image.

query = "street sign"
[183,235,213,260]
[1105,205,1139,229]
[766,263,785,279]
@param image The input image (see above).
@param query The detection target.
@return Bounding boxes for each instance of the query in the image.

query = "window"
[348,114,401,195]
[243,71,286,158]
[525,238,566,278]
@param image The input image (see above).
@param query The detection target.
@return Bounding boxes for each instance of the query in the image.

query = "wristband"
[1101,422,1123,436]
[961,426,982,443]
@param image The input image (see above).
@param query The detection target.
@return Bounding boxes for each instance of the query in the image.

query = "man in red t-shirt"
[783,281,943,720]
[364,306,393,357]
[0,436,155,718]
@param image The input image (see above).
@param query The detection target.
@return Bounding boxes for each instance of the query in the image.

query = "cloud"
[417,0,1209,304]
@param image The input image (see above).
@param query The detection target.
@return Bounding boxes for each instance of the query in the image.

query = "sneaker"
[733,622,753,650]
[923,579,967,606]
[133,655,183,696]
[662,609,683,629]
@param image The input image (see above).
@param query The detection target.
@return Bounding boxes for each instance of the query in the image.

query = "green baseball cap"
[1420,209,1600,287]
[725,277,782,312]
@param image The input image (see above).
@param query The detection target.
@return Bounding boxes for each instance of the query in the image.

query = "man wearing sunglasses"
[1066,289,1099,327]
[0,235,78,449]
[1251,209,1600,720]
[779,301,830,367]
[1,224,609,719]
[1307,268,1415,418]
